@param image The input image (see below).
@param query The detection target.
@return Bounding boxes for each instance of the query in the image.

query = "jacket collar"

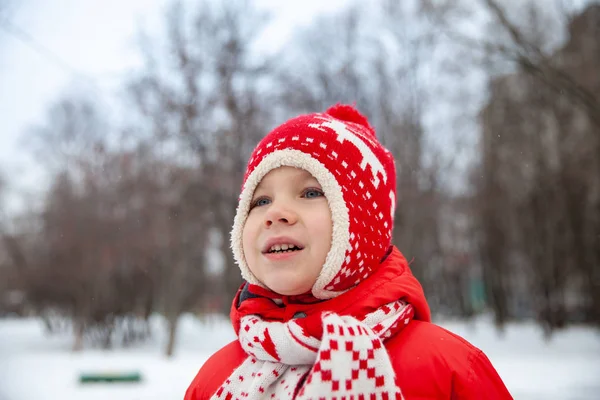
[230,246,431,337]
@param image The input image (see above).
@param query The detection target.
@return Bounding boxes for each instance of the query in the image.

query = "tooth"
[281,244,289,250]
[272,244,281,251]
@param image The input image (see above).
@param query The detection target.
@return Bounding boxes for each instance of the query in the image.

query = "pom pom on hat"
[231,104,397,299]
[325,104,376,137]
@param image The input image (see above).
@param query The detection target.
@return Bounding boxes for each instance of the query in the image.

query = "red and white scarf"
[212,300,414,400]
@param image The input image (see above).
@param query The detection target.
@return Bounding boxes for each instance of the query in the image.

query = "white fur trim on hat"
[230,149,350,299]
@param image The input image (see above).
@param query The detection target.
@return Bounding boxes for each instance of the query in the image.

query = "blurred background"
[0,0,599,399]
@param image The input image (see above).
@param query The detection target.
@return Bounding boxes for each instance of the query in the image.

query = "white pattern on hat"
[308,119,387,189]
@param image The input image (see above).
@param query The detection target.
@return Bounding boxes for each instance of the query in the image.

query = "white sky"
[0,0,351,215]
[1,0,591,217]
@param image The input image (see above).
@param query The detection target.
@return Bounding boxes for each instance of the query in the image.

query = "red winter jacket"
[185,247,512,399]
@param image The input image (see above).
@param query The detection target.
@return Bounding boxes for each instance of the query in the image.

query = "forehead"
[256,167,317,188]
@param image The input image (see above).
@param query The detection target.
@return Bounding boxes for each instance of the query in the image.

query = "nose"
[264,199,298,227]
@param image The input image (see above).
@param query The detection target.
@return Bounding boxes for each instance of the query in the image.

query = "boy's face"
[242,166,332,296]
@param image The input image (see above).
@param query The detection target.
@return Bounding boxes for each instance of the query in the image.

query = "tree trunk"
[72,319,84,352]
[165,313,179,358]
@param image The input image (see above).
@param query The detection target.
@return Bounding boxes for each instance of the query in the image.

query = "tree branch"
[481,0,600,128]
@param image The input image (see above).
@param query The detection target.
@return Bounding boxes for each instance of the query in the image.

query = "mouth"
[266,243,304,254]
[262,238,305,254]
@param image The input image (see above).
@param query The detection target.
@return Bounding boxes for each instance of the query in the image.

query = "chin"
[268,283,311,296]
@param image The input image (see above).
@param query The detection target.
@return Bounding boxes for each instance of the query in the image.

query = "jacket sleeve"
[184,341,247,400]
[184,356,226,400]
[185,361,220,400]
[184,370,205,400]
[453,349,513,399]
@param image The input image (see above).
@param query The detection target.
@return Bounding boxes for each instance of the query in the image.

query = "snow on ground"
[0,314,599,400]
[0,314,235,400]
[440,317,600,399]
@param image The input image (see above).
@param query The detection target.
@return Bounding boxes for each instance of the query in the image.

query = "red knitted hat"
[231,104,397,299]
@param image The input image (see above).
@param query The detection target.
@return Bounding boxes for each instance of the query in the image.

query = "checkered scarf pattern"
[230,104,397,299]
[212,300,414,400]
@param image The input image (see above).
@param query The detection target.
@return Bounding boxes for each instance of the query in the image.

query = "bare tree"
[473,4,600,333]
[15,91,157,349]
[127,0,271,355]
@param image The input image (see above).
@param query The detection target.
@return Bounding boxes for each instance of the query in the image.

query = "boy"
[185,104,512,399]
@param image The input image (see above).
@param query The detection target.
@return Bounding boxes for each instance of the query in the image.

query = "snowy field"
[1,314,599,400]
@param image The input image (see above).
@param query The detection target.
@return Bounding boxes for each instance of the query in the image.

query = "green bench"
[79,371,142,384]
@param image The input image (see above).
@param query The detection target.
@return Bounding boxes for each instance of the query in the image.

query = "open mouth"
[266,244,304,254]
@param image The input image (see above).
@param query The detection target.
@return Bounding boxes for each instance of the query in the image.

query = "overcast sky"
[0,0,351,214]
[1,0,591,216]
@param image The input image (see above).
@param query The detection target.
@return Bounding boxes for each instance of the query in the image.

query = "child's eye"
[251,197,271,209]
[302,188,324,199]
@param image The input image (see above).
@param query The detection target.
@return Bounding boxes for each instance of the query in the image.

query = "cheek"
[312,209,333,249]
[242,214,262,256]
[241,220,254,255]
[321,223,333,252]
